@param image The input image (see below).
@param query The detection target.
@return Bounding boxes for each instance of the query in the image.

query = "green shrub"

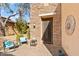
[27,28,30,39]
[16,34,23,40]
[15,18,28,34]
[16,34,23,41]
[16,34,23,46]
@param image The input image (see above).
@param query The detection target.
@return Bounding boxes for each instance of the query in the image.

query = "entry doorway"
[42,17,53,44]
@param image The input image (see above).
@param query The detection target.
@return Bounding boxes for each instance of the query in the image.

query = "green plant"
[16,34,23,40]
[16,34,23,45]
[27,28,30,39]
[15,18,28,34]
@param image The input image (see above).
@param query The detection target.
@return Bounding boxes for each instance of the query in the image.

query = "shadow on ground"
[0,52,15,56]
[44,44,68,56]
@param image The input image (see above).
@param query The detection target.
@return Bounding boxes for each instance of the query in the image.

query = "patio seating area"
[0,35,52,56]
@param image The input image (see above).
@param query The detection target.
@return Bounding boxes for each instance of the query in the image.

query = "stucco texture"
[61,4,79,56]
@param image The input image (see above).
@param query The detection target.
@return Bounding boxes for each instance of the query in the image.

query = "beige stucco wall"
[30,3,57,43]
[30,3,61,45]
[61,4,79,55]
[6,22,15,35]
[30,3,61,55]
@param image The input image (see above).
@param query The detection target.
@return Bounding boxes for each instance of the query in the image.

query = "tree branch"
[4,13,19,26]
[0,16,4,26]
[8,13,19,19]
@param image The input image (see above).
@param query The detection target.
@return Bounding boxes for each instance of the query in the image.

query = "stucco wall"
[30,3,57,43]
[61,4,79,55]
[30,3,61,55]
[30,3,61,44]
[6,22,15,35]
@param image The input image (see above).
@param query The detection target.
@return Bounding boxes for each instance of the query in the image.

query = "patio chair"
[19,37,28,44]
[3,40,15,53]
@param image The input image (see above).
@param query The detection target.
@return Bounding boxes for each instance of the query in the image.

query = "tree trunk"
[2,26,6,36]
[12,26,17,35]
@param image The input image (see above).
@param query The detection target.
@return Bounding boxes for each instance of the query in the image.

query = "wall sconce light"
[33,24,35,29]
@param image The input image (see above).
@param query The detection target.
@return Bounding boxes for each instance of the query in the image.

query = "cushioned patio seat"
[20,37,27,43]
[3,40,15,48]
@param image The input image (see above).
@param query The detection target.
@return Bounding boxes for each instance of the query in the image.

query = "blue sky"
[1,3,30,22]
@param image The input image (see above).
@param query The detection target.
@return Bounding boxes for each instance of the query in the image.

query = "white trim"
[41,20,43,43]
[39,12,56,17]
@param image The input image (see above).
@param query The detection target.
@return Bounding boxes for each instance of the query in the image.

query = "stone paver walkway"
[0,43,52,56]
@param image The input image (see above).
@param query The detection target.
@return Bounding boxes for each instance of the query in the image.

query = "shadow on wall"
[42,4,68,56]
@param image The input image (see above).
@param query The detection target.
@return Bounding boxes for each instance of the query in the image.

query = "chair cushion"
[20,37,27,43]
[4,40,14,48]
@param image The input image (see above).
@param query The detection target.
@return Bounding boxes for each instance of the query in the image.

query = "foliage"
[16,34,23,40]
[16,34,23,46]
[0,3,30,36]
[15,18,28,34]
[27,28,30,39]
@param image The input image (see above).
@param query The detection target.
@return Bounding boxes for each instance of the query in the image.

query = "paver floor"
[0,43,52,56]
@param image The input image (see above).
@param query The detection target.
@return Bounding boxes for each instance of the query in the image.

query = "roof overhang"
[39,12,56,18]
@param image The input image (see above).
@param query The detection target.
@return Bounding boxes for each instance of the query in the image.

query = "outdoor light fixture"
[33,24,35,29]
